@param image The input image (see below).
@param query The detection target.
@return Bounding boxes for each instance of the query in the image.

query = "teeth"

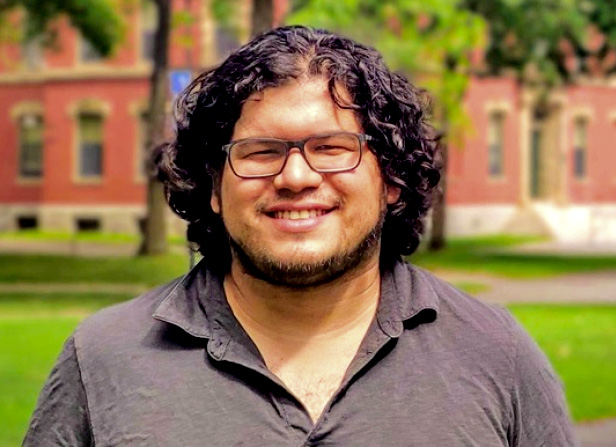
[274,210,324,220]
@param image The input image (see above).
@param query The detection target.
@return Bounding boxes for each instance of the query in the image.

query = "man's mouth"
[272,209,327,220]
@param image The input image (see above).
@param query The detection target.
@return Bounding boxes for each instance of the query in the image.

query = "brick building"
[0,0,259,235]
[1,2,615,243]
[448,76,616,243]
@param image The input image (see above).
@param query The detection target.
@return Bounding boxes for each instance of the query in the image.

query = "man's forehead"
[232,78,359,139]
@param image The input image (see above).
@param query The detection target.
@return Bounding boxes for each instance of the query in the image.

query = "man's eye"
[313,145,351,153]
[244,148,281,159]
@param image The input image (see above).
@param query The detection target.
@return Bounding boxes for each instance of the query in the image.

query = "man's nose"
[272,147,323,192]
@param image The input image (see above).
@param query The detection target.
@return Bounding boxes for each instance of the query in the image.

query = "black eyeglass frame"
[221,132,373,179]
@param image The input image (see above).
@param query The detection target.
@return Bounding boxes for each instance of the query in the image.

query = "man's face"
[211,77,400,286]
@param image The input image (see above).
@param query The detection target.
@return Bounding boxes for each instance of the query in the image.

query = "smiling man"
[24,26,576,446]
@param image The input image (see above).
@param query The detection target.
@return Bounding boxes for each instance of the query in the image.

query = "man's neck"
[223,257,382,343]
[223,257,382,422]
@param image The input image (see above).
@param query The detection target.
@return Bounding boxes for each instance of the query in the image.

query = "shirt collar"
[153,258,440,340]
[152,260,220,338]
[376,260,440,337]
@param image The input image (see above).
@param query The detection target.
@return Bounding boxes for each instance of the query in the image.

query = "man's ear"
[386,184,401,205]
[210,191,221,215]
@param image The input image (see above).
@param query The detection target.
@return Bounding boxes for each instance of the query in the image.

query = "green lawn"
[0,293,130,446]
[0,253,189,285]
[410,235,616,278]
[1,291,615,445]
[0,230,187,246]
[510,304,616,422]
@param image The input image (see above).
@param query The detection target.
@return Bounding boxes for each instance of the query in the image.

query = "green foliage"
[211,0,244,40]
[288,0,486,141]
[585,0,616,46]
[462,0,587,84]
[0,0,123,56]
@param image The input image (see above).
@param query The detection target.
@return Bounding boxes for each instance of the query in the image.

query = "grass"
[410,235,616,278]
[1,291,615,445]
[509,304,616,422]
[0,230,187,245]
[0,253,190,285]
[0,293,130,447]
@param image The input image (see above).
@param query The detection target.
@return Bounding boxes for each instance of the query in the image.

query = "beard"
[227,206,386,288]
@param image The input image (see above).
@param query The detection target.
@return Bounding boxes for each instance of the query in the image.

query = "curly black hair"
[157,25,440,272]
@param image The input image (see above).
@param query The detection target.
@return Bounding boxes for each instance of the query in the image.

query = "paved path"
[437,270,616,304]
[576,419,616,447]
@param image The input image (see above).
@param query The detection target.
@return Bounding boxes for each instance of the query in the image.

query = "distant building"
[449,76,616,243]
[1,2,615,243]
[0,0,268,235]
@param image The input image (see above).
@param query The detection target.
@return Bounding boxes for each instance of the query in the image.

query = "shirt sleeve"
[22,335,94,447]
[507,323,578,446]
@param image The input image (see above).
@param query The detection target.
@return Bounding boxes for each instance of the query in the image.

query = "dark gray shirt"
[23,260,576,446]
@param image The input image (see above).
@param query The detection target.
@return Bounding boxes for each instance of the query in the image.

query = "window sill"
[15,177,43,185]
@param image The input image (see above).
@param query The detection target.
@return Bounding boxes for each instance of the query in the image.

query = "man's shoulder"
[73,276,185,347]
[398,261,518,333]
[398,262,527,360]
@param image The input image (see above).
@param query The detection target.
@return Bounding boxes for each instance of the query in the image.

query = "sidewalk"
[437,270,616,304]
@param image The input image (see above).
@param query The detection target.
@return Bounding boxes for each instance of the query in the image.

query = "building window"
[141,0,157,61]
[80,35,103,63]
[573,117,587,179]
[76,218,101,232]
[78,113,104,178]
[19,114,44,178]
[17,216,38,230]
[488,111,505,177]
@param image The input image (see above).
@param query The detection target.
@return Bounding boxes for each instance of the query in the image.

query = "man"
[24,26,576,446]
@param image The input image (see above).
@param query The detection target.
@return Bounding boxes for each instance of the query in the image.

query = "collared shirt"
[23,260,576,446]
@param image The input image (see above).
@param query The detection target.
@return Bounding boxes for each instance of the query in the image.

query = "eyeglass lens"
[229,133,362,177]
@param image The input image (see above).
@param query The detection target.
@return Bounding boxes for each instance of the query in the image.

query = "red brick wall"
[447,77,521,205]
[567,84,616,204]
[0,79,149,205]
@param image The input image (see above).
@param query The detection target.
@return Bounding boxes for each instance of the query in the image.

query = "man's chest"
[79,340,511,447]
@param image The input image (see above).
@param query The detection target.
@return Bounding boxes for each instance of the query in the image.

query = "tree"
[139,0,171,255]
[251,0,274,37]
[139,0,278,256]
[0,0,122,55]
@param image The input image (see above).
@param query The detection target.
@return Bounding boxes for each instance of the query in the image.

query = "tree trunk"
[139,0,171,256]
[250,0,274,37]
[429,139,448,251]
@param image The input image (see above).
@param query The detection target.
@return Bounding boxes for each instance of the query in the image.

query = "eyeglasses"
[222,132,371,179]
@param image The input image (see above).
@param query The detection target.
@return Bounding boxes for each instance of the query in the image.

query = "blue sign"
[169,70,192,97]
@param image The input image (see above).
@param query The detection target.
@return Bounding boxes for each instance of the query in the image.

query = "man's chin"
[229,232,381,288]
